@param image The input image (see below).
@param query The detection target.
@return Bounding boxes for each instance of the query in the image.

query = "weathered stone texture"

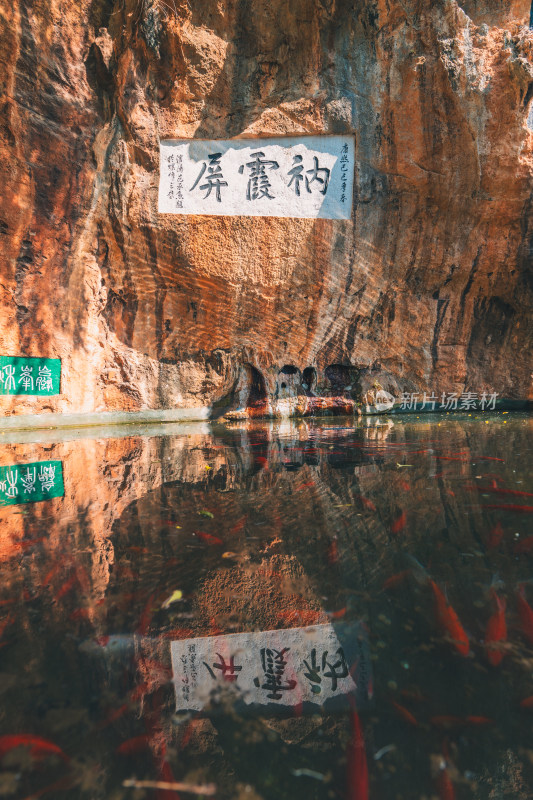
[0,0,531,417]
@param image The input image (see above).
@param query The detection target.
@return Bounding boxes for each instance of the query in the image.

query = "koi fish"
[117,735,151,755]
[430,716,463,729]
[327,537,339,564]
[407,556,469,656]
[346,707,368,800]
[0,614,14,640]
[474,487,533,498]
[383,570,410,591]
[399,480,411,491]
[97,703,130,729]
[11,536,45,552]
[516,584,533,644]
[519,696,533,709]
[514,536,533,555]
[483,504,533,513]
[485,589,507,666]
[486,522,504,551]
[193,531,223,546]
[230,516,247,534]
[437,761,455,800]
[55,573,78,601]
[391,510,407,535]
[464,715,494,725]
[360,497,376,512]
[0,734,69,762]
[391,700,418,727]
[431,580,469,656]
[327,607,347,620]
[297,481,316,489]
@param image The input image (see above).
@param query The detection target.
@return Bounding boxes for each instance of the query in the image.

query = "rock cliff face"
[0,0,532,419]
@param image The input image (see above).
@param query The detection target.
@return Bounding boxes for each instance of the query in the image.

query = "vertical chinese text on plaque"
[159,136,354,220]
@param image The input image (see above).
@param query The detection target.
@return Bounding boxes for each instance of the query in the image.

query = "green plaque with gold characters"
[0,356,61,396]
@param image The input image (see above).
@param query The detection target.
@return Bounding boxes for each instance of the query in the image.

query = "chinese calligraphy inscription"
[0,461,64,506]
[0,357,61,396]
[171,622,370,714]
[159,136,354,219]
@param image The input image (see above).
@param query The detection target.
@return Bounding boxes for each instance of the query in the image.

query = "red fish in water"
[483,504,533,513]
[230,516,247,534]
[516,584,533,644]
[485,589,507,666]
[193,531,223,546]
[519,695,533,709]
[117,735,151,755]
[346,706,368,800]
[430,716,463,729]
[360,496,376,512]
[297,481,316,490]
[391,700,418,727]
[514,536,533,555]
[391,510,407,535]
[383,570,410,591]
[407,556,469,655]
[474,487,533,498]
[327,537,339,564]
[399,480,411,491]
[0,614,14,640]
[430,580,469,656]
[486,522,504,550]
[0,734,69,762]
[327,606,347,620]
[464,715,494,726]
[437,761,456,800]
[55,573,78,601]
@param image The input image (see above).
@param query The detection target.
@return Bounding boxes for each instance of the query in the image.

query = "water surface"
[0,413,532,799]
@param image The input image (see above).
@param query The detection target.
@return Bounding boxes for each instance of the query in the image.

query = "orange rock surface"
[0,1,531,417]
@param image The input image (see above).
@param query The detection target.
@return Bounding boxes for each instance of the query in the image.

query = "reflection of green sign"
[0,356,61,396]
[0,461,64,506]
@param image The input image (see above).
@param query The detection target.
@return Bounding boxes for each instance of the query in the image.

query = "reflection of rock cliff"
[0,1,532,419]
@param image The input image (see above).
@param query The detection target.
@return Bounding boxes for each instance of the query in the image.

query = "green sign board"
[0,461,64,506]
[0,356,61,396]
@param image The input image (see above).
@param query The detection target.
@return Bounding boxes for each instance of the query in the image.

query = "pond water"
[0,412,532,800]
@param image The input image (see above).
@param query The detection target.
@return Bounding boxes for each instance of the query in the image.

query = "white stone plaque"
[171,622,370,713]
[158,136,354,219]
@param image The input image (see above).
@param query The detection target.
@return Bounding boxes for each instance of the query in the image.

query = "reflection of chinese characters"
[38,464,56,492]
[0,470,18,499]
[0,462,58,504]
[203,653,242,683]
[239,151,279,201]
[287,155,331,196]
[399,391,498,411]
[190,153,228,202]
[254,647,297,700]
[303,647,349,692]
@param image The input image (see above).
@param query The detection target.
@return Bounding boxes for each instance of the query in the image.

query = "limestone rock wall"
[0,0,532,418]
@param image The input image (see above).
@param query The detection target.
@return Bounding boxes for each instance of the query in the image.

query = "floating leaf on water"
[161,590,183,610]
[198,510,214,519]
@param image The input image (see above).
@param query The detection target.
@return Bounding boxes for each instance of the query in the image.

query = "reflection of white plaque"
[158,136,354,219]
[171,623,369,713]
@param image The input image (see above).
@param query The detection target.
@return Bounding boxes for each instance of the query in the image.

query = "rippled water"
[0,412,532,800]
